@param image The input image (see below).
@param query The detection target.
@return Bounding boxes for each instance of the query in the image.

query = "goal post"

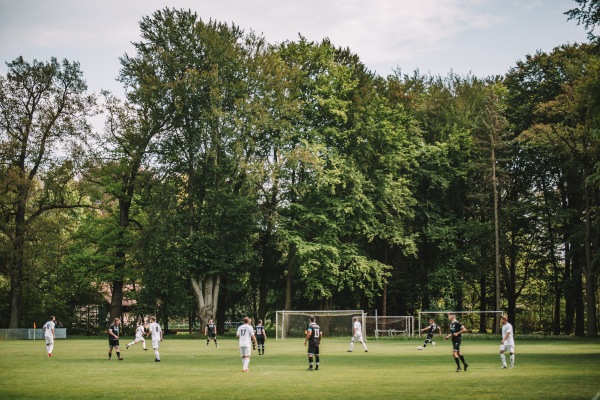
[276,310,365,340]
[417,310,503,338]
[365,315,414,338]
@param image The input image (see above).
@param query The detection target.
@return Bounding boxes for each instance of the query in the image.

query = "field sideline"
[0,336,599,399]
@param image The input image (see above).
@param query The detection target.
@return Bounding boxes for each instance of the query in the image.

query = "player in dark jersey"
[255,319,267,355]
[107,317,123,360]
[444,313,468,372]
[205,319,218,347]
[304,316,322,371]
[419,319,441,349]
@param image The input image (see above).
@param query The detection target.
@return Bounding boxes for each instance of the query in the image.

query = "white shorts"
[239,346,251,357]
[351,334,364,342]
[45,335,54,344]
[134,336,145,343]
[500,344,514,353]
[152,340,160,349]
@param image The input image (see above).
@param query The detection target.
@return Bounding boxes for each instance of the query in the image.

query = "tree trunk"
[8,185,28,328]
[284,243,296,311]
[191,274,221,326]
[582,168,598,337]
[491,142,501,335]
[479,274,487,333]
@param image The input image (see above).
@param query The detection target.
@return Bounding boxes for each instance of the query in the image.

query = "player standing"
[126,321,148,351]
[43,315,56,357]
[147,316,163,362]
[107,317,123,361]
[255,319,267,355]
[205,319,218,347]
[419,318,441,349]
[347,316,368,352]
[236,317,257,372]
[500,315,515,368]
[444,312,468,372]
[305,316,322,370]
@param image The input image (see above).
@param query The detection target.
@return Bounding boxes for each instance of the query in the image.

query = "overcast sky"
[0,0,589,96]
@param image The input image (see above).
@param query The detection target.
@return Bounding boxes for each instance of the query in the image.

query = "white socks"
[154,349,160,360]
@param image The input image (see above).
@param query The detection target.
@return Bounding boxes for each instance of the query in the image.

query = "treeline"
[0,5,598,336]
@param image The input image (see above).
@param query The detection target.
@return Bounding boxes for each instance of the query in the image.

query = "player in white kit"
[126,322,148,351]
[236,317,257,372]
[147,316,163,362]
[43,316,56,357]
[347,316,368,352]
[500,315,515,368]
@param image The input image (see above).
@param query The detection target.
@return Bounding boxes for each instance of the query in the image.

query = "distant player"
[107,317,123,361]
[305,316,322,370]
[444,312,468,372]
[43,315,56,357]
[126,321,148,351]
[236,317,257,372]
[500,315,515,368]
[147,316,163,362]
[347,316,368,352]
[419,318,441,349]
[205,319,218,348]
[255,319,267,355]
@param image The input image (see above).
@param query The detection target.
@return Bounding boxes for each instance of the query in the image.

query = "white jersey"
[149,322,162,341]
[43,320,55,337]
[135,325,146,339]
[237,324,255,348]
[502,322,514,346]
[353,321,363,337]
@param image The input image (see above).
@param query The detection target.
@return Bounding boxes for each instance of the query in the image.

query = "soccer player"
[500,315,515,368]
[419,318,441,349]
[444,312,468,372]
[305,316,322,370]
[347,316,368,352]
[255,319,267,355]
[147,316,163,362]
[126,321,148,351]
[205,319,218,348]
[236,317,257,372]
[43,315,56,357]
[107,317,123,361]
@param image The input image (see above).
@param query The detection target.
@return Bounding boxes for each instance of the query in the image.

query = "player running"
[419,318,441,349]
[126,321,148,351]
[347,316,368,352]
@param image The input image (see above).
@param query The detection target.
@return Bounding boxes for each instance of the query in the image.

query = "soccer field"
[0,337,599,399]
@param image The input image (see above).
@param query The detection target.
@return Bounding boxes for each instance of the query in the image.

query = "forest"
[0,1,599,336]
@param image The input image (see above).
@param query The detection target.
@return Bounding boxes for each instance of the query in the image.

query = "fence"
[0,328,67,340]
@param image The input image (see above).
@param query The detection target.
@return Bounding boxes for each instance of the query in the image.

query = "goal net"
[365,316,414,338]
[417,310,503,337]
[276,310,365,340]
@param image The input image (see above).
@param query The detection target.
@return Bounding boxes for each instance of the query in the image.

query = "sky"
[0,0,590,97]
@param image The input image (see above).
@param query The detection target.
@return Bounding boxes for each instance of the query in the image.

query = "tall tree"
[0,57,95,327]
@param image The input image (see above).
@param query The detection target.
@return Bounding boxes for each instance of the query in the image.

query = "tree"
[566,0,600,42]
[0,57,95,327]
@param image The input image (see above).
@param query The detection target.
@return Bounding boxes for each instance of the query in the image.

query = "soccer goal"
[365,315,414,339]
[276,310,365,340]
[417,310,503,338]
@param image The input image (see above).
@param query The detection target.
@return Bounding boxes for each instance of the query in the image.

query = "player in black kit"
[444,313,469,372]
[419,318,441,348]
[107,317,123,360]
[255,319,267,355]
[304,316,322,371]
[205,319,218,347]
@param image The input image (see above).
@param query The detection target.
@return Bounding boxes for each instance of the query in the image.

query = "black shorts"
[452,340,461,352]
[426,334,434,340]
[307,344,320,355]
[256,335,265,345]
[207,333,216,338]
[109,339,120,348]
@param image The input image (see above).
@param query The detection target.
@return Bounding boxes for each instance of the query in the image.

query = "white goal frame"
[417,310,503,338]
[276,310,365,340]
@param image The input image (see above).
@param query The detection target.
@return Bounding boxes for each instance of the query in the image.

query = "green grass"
[0,337,599,399]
